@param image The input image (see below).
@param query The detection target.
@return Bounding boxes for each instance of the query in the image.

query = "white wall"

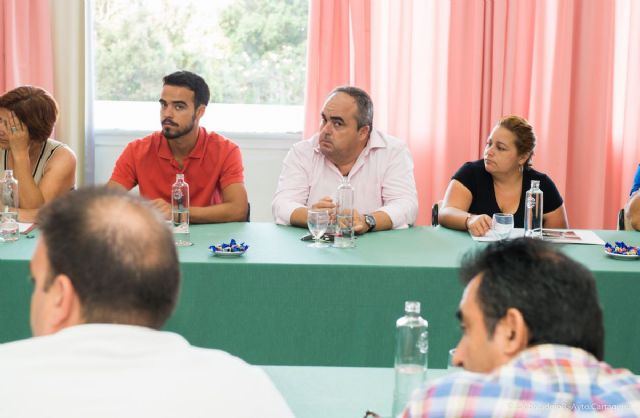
[94,130,299,222]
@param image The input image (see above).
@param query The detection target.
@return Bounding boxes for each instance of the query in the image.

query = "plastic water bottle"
[171,173,191,246]
[524,180,543,239]
[1,170,19,211]
[0,170,19,242]
[391,301,429,417]
[333,176,355,248]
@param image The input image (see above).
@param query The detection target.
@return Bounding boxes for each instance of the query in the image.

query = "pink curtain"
[610,0,640,217]
[305,0,640,228]
[0,0,54,93]
[303,0,371,139]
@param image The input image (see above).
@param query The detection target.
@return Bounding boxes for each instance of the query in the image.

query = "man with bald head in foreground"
[0,187,293,418]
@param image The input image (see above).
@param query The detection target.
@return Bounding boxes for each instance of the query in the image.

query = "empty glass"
[307,209,329,248]
[492,213,514,240]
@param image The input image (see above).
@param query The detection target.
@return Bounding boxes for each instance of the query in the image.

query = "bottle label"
[526,195,536,209]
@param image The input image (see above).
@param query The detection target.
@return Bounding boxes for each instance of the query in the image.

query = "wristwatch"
[364,214,376,232]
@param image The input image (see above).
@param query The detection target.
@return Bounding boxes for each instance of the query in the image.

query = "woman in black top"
[438,115,568,236]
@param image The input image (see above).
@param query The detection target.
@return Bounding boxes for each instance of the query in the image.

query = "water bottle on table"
[0,170,19,242]
[333,176,355,248]
[524,180,543,239]
[171,173,192,246]
[391,301,429,417]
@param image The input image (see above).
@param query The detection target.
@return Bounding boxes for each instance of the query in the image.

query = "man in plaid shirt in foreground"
[402,238,640,417]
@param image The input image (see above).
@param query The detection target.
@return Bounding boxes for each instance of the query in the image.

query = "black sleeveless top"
[452,159,563,228]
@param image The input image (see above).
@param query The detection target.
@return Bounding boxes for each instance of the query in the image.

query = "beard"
[162,114,196,139]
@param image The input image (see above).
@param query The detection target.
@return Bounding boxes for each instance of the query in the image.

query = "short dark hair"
[37,187,180,329]
[163,71,210,108]
[330,86,374,133]
[0,86,58,143]
[460,238,604,360]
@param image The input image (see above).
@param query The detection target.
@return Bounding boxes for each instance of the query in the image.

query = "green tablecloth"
[262,366,450,418]
[1,224,638,372]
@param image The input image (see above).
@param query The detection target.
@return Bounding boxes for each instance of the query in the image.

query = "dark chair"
[431,202,440,226]
[618,208,625,230]
[246,202,251,222]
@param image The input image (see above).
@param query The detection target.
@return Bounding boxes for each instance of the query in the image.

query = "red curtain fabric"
[0,0,54,93]
[304,0,640,228]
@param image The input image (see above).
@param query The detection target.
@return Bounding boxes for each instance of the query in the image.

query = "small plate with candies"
[209,239,249,257]
[604,241,639,260]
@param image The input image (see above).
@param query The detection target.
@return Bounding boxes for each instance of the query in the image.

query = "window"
[92,0,308,133]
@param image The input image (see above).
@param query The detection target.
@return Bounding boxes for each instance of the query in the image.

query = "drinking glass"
[307,209,329,248]
[492,213,514,241]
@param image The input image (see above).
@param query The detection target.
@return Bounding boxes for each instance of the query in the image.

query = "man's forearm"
[190,202,248,223]
[289,207,308,228]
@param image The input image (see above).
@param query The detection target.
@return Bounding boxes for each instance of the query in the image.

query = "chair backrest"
[246,202,251,222]
[618,208,625,230]
[431,201,441,226]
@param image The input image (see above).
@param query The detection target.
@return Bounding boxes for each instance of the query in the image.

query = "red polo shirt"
[110,127,244,206]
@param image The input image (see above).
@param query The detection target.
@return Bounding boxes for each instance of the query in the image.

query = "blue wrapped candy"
[209,239,249,253]
[604,241,638,256]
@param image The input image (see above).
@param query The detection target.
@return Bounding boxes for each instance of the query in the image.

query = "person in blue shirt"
[624,164,640,230]
[631,164,640,195]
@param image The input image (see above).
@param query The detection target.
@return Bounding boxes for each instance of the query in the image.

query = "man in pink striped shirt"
[272,86,418,234]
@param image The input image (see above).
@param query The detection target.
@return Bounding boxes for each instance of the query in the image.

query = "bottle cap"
[176,173,185,180]
[405,301,420,314]
[531,180,540,188]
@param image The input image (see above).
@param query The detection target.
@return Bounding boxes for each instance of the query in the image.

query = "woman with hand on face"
[0,86,76,219]
[438,115,568,236]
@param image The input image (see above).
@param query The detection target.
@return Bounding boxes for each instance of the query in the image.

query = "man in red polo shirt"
[108,71,248,223]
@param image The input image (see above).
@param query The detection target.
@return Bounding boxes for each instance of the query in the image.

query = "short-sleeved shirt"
[453,159,563,228]
[631,164,640,196]
[109,127,244,207]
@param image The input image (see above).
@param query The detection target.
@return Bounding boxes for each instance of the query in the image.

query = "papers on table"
[19,222,36,234]
[472,228,524,242]
[470,228,605,245]
[541,229,605,245]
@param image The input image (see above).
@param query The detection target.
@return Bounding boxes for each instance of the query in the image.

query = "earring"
[519,164,523,173]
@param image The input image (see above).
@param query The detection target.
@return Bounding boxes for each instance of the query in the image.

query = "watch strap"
[364,214,376,231]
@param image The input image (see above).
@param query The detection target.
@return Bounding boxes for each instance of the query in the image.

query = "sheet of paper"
[19,222,36,234]
[471,228,525,242]
[540,229,605,245]
[470,228,605,245]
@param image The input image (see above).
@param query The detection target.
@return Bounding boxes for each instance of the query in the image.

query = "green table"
[1,224,639,372]
[262,366,450,418]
